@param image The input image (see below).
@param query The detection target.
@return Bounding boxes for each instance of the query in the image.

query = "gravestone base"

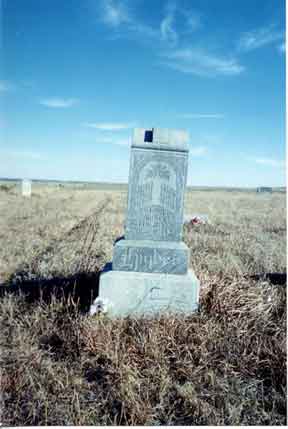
[98,269,200,318]
[113,239,189,274]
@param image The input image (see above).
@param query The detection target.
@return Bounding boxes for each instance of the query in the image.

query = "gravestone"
[22,179,32,197]
[97,127,200,317]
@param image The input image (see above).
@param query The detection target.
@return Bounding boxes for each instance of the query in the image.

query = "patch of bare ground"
[0,186,286,425]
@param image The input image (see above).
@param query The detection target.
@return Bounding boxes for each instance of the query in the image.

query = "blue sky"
[1,0,286,186]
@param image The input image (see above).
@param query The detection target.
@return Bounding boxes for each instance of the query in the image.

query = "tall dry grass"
[0,185,286,425]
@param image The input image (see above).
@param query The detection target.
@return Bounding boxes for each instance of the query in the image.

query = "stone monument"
[22,179,32,197]
[97,127,200,317]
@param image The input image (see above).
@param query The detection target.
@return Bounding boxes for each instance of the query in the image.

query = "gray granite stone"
[113,239,189,274]
[98,269,199,317]
[126,128,188,242]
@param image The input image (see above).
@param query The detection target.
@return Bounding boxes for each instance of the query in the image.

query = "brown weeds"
[0,186,286,425]
[1,274,286,425]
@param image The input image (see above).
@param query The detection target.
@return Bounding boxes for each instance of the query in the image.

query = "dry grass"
[0,184,286,425]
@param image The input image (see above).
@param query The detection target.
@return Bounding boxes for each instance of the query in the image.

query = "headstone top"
[132,128,189,152]
[126,127,188,241]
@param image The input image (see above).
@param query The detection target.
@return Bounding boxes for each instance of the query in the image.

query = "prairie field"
[0,182,286,425]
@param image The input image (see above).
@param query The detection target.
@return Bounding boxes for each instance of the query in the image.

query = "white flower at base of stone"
[89,297,113,315]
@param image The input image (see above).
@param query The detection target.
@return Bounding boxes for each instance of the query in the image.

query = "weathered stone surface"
[99,269,199,317]
[113,239,189,274]
[126,143,188,241]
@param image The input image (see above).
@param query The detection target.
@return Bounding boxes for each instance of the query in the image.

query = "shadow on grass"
[248,272,287,286]
[0,262,112,313]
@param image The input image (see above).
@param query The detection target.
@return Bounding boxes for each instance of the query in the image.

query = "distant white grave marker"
[22,179,32,197]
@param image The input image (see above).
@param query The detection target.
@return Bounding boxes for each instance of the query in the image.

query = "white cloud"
[99,1,201,44]
[100,1,201,45]
[160,3,178,47]
[255,158,285,168]
[98,0,158,40]
[162,48,244,76]
[82,122,135,130]
[97,2,243,78]
[100,0,130,27]
[180,113,224,119]
[40,97,78,108]
[238,25,283,52]
[160,15,178,46]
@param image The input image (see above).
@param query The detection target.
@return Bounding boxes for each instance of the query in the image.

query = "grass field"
[0,182,286,425]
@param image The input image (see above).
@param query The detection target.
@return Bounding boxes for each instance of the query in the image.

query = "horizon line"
[0,177,285,190]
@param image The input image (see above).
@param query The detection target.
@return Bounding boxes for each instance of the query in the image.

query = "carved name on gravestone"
[113,240,188,274]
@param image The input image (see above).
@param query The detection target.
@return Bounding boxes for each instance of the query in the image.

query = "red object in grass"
[192,216,203,225]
